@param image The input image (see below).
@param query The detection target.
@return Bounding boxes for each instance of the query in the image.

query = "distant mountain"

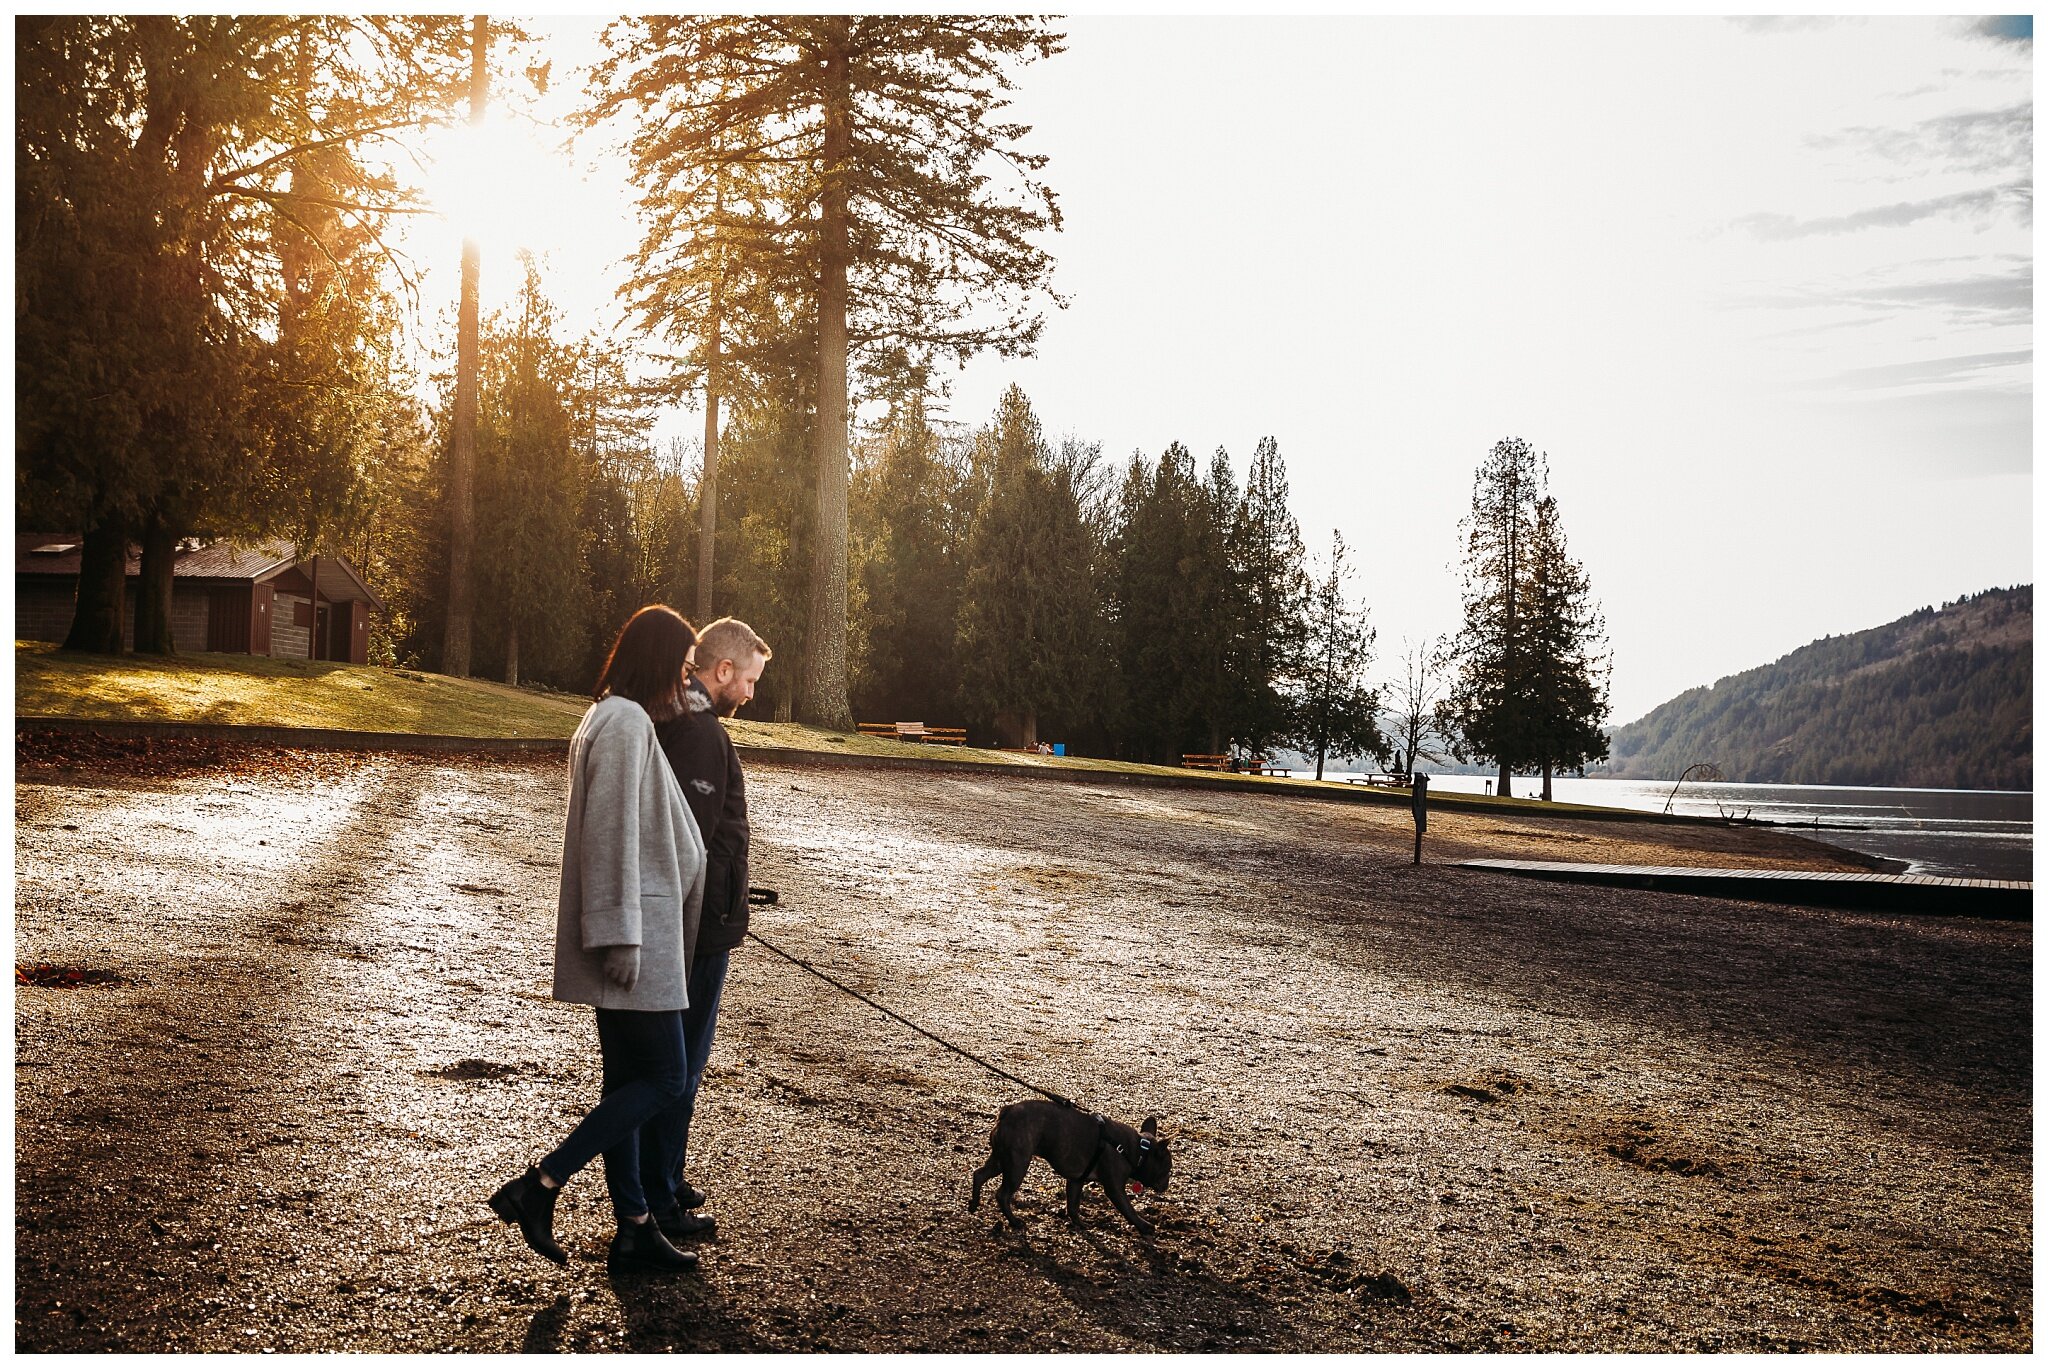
[1603,586,2031,791]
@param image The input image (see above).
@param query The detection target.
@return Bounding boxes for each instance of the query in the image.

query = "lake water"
[1327,773,2034,882]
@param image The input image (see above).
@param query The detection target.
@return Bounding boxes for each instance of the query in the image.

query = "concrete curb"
[15,715,1715,827]
[1461,858,2029,919]
[16,717,570,755]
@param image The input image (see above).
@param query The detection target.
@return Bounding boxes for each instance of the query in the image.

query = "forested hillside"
[1604,586,2031,790]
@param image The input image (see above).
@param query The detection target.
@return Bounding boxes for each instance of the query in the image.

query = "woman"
[489,605,708,1272]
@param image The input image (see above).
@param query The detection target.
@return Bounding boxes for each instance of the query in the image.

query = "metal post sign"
[1411,771,1429,864]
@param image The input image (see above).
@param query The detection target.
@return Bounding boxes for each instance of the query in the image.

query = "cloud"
[1734,180,2031,239]
[1969,15,2032,45]
[1843,266,2034,319]
[1732,262,2033,328]
[1809,103,2031,177]
[1820,349,2031,391]
[1728,16,1847,34]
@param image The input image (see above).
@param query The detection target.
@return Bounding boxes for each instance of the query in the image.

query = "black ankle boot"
[489,1166,567,1266]
[610,1217,700,1271]
[654,1204,718,1241]
[675,1181,708,1211]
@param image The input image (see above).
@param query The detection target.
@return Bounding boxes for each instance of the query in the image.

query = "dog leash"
[743,886,1078,1111]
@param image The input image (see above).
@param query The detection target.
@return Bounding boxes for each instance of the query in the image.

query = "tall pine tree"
[852,397,969,725]
[1444,436,1547,789]
[956,387,1097,747]
[1224,436,1310,756]
[1286,532,1382,780]
[1522,493,1610,798]
[470,258,591,687]
[585,18,1064,728]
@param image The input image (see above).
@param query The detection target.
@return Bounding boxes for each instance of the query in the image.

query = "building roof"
[17,534,383,610]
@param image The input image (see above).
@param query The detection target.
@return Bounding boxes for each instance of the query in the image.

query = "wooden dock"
[1458,859,2032,920]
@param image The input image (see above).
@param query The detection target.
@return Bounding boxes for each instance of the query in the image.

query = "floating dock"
[1458,859,2032,920]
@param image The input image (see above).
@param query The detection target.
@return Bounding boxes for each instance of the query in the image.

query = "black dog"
[969,1099,1172,1237]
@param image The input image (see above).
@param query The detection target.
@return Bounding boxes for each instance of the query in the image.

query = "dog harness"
[1077,1114,1155,1189]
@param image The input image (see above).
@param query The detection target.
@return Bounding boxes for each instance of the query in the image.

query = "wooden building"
[16,535,384,664]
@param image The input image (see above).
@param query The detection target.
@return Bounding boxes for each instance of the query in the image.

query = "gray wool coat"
[553,694,707,1011]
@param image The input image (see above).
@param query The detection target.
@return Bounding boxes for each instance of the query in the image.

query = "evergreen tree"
[1523,493,1611,797]
[1444,435,1547,787]
[1108,445,1192,761]
[1224,436,1310,756]
[565,335,670,686]
[852,397,969,725]
[702,389,823,722]
[956,387,1098,747]
[16,16,473,654]
[470,258,592,687]
[585,17,1065,729]
[1100,441,1252,761]
[1286,532,1382,781]
[1186,448,1243,755]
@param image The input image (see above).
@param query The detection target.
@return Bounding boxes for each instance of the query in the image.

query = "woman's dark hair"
[593,605,697,718]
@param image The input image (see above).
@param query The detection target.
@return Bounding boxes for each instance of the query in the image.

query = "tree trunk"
[505,621,519,686]
[63,517,131,655]
[442,14,487,678]
[1499,758,1512,796]
[994,709,1036,750]
[798,23,855,730]
[1314,743,1327,783]
[132,513,179,655]
[696,365,720,623]
[1542,758,1553,802]
[696,169,725,625]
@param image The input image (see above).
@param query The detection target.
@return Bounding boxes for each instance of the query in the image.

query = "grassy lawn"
[15,641,587,739]
[14,641,1632,816]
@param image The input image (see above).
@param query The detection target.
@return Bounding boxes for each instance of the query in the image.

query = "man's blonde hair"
[694,617,772,671]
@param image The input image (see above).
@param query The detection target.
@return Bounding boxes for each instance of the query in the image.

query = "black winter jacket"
[655,680,751,955]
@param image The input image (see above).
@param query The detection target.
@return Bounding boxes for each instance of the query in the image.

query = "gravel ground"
[13,747,2032,1352]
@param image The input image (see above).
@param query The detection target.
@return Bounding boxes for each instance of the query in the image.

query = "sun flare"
[420,112,575,255]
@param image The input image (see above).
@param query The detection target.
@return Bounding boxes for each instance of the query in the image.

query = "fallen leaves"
[17,962,128,989]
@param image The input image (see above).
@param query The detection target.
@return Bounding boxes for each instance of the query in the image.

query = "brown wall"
[349,602,370,665]
[15,580,75,643]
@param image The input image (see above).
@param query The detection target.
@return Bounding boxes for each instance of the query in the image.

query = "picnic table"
[1180,753,1230,770]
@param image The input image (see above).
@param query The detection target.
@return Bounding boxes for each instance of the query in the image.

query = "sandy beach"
[14,744,2031,1352]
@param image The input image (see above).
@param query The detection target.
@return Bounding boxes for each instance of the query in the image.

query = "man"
[648,616,769,1240]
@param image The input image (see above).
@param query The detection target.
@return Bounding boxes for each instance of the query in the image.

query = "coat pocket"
[639,891,680,933]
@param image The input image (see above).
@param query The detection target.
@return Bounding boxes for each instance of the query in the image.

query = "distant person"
[649,617,771,1243]
[489,605,707,1273]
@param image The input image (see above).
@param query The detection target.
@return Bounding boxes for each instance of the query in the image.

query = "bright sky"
[401,15,2032,725]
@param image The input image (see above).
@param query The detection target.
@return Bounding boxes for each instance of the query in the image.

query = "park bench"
[1243,760,1293,777]
[1181,753,1230,770]
[1343,772,1411,788]
[858,721,968,745]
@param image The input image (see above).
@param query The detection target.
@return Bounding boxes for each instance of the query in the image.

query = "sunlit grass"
[15,641,586,739]
[13,641,1635,816]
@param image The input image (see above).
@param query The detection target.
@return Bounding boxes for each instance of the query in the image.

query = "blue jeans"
[539,1008,688,1220]
[646,949,729,1208]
